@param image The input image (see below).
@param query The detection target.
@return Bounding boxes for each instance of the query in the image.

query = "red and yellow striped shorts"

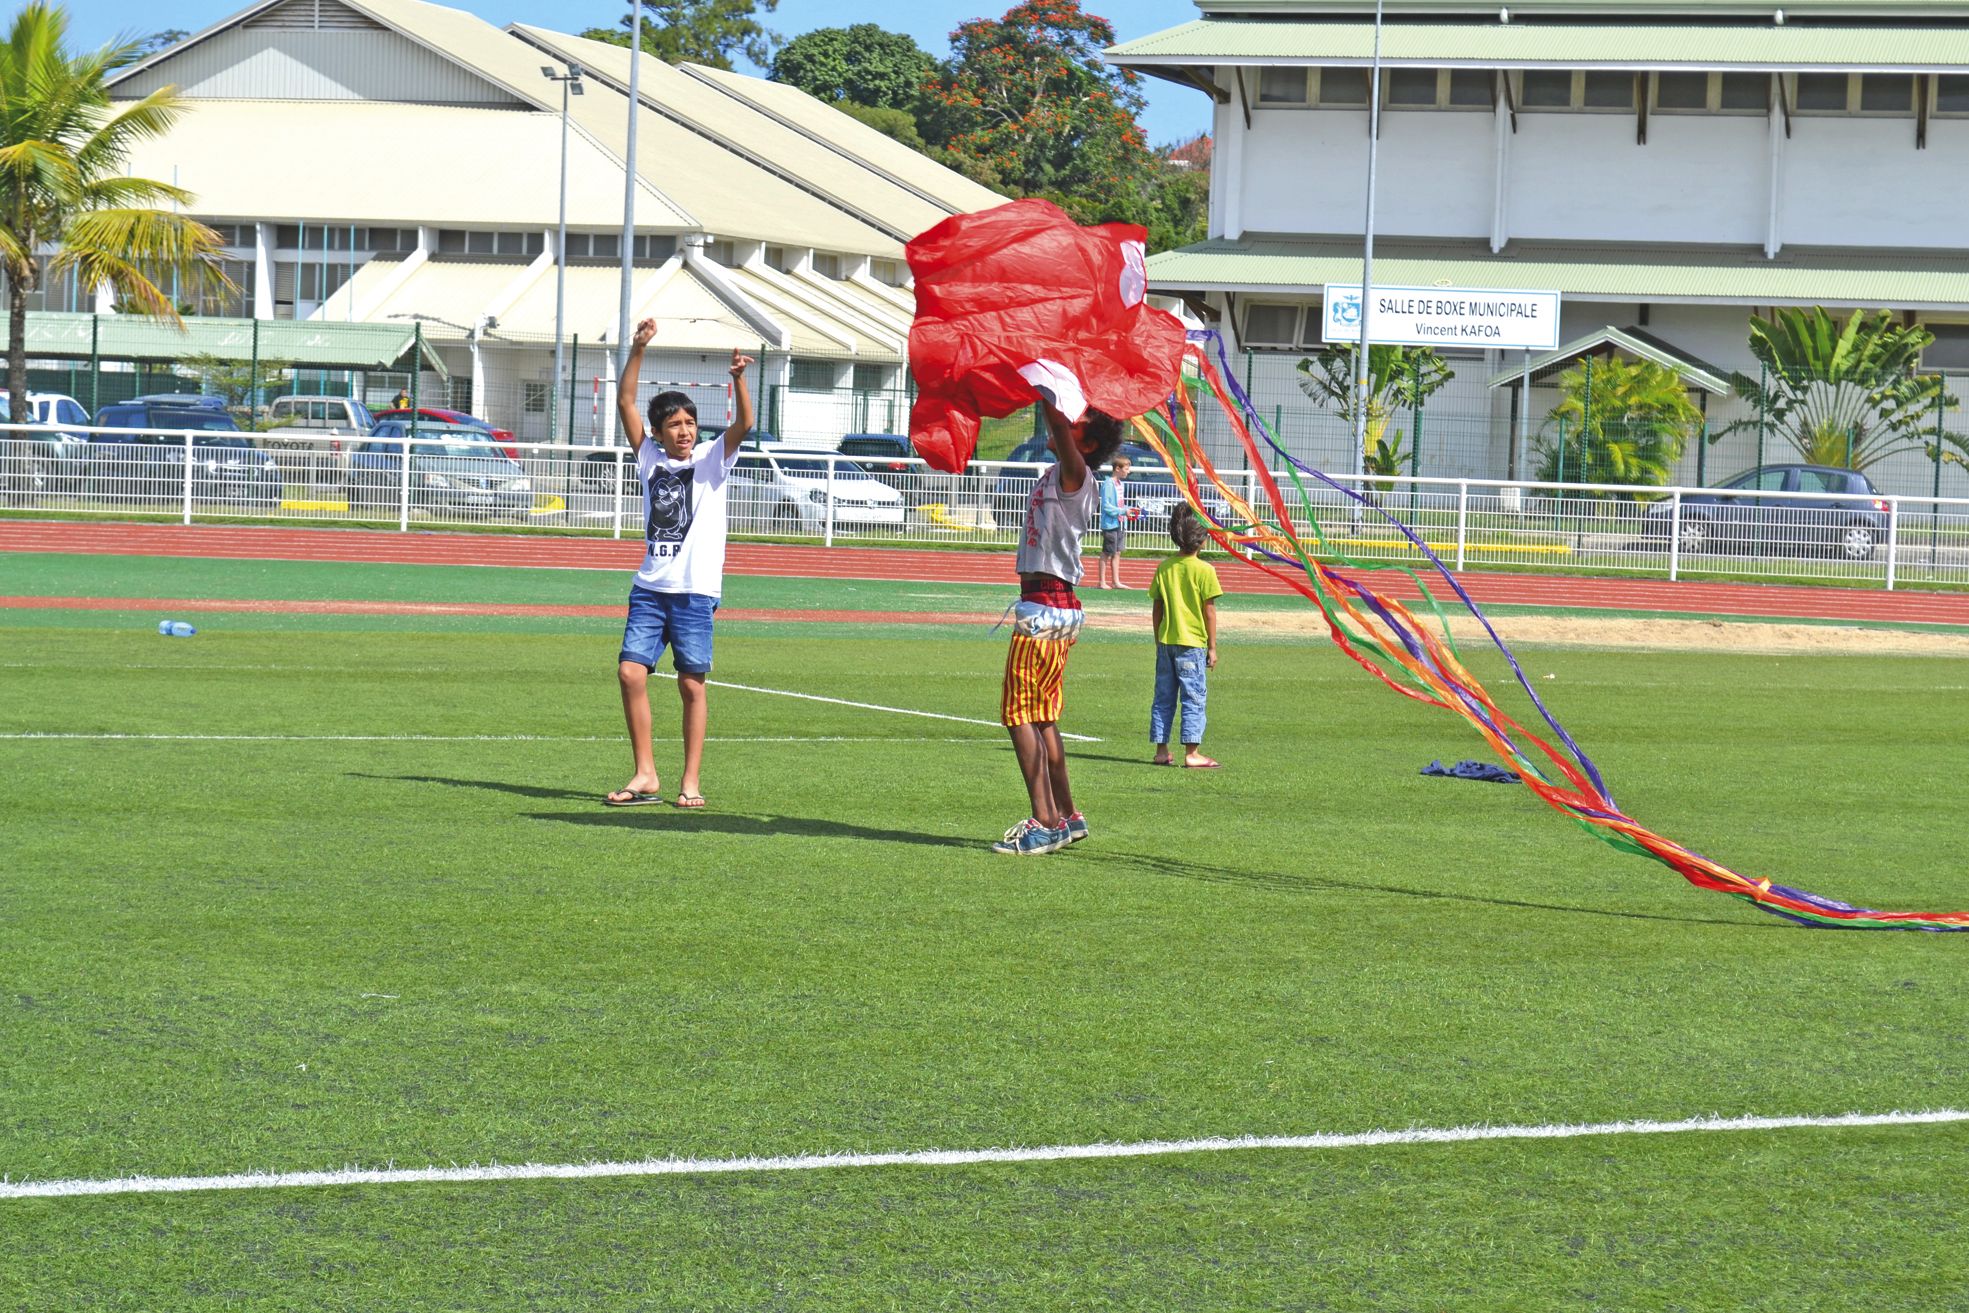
[1002,633,1075,726]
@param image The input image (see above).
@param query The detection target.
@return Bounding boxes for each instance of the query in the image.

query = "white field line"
[0,733,998,744]
[658,673,1102,743]
[4,1109,1963,1201]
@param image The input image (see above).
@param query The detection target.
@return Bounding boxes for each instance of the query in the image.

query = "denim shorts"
[620,585,718,674]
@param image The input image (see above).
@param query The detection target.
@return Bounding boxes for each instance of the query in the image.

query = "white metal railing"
[4,422,1967,591]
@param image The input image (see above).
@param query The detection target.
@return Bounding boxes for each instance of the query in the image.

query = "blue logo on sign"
[1331,291,1362,328]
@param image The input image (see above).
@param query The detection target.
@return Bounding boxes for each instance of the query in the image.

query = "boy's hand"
[728,349,754,378]
[1206,646,1218,669]
[631,319,657,349]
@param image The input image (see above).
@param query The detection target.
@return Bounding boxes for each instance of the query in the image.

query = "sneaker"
[992,817,1068,856]
[1062,811,1089,844]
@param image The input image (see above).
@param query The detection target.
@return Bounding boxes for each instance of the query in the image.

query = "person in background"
[1148,503,1223,769]
[1096,454,1133,589]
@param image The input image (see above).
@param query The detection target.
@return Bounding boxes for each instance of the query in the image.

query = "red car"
[372,407,517,459]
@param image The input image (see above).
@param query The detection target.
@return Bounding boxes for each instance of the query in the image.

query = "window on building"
[790,358,837,390]
[1794,72,1851,112]
[1937,75,1969,114]
[765,245,788,271]
[1652,71,1770,114]
[1654,71,1707,110]
[704,240,737,264]
[1519,70,1637,112]
[1520,69,1573,108]
[1581,72,1634,109]
[449,378,474,413]
[1448,69,1492,106]
[1319,67,1369,106]
[632,234,676,262]
[1919,323,1969,371]
[1258,67,1308,105]
[1382,68,1495,110]
[1242,303,1300,349]
[434,229,544,260]
[1718,73,1769,111]
[522,381,549,413]
[870,258,908,287]
[851,363,888,392]
[186,259,254,317]
[1859,73,1915,113]
[1387,67,1438,106]
[811,252,842,279]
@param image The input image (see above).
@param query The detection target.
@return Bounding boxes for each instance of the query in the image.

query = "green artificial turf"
[1,557,1966,1310]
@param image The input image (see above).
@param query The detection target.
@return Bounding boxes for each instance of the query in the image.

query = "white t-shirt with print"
[634,436,741,596]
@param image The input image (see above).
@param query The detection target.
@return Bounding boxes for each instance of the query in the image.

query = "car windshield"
[776,457,875,480]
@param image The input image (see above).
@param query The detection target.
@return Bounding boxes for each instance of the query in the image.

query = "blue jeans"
[620,585,718,673]
[1150,644,1208,745]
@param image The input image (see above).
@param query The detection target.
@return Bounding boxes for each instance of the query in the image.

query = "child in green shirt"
[1147,503,1223,767]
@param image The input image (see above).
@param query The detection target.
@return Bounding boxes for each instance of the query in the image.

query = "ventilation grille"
[245,0,384,31]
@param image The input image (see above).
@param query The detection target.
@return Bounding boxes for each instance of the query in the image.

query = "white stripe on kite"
[4,1109,1961,1201]
[658,673,1103,743]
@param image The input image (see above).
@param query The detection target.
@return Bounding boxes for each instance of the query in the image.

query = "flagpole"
[1351,0,1385,522]
[617,1,642,378]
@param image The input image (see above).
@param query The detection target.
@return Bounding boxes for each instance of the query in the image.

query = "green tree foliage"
[1297,343,1452,478]
[582,0,779,72]
[137,29,187,58]
[922,1,1148,210]
[770,24,933,112]
[0,4,231,413]
[1534,356,1702,494]
[178,352,291,413]
[1720,306,1962,472]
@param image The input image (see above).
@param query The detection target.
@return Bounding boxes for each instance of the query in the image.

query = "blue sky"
[65,0,1213,147]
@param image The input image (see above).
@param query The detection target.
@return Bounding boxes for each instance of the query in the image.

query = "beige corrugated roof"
[516,28,961,243]
[806,275,915,338]
[679,66,1009,216]
[505,28,905,255]
[1110,16,1969,68]
[729,268,881,357]
[1148,236,1969,307]
[331,259,529,334]
[121,100,681,229]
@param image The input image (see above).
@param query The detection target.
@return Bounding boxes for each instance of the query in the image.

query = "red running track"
[5,519,1968,626]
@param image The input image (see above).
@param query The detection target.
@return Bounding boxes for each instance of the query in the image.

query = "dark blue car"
[88,403,280,506]
[1643,463,1890,561]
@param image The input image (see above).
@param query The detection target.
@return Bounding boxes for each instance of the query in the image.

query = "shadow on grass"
[359,771,976,848]
[351,773,592,802]
[1077,847,1769,930]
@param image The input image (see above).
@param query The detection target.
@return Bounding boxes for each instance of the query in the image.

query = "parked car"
[261,394,374,483]
[833,432,974,506]
[371,406,517,459]
[0,390,93,496]
[348,421,534,519]
[990,439,1228,533]
[729,448,906,533]
[128,392,230,411]
[573,428,781,493]
[1641,463,1890,561]
[87,403,280,506]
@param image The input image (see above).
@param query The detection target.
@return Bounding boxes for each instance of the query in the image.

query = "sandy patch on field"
[1080,604,1969,657]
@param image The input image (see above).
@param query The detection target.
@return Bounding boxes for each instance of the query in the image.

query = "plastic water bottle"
[156,620,197,637]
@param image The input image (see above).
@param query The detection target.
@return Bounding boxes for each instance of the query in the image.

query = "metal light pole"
[542,61,585,440]
[618,3,642,381]
[1352,0,1386,522]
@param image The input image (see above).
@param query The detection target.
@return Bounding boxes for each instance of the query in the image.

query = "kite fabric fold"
[1135,328,1968,933]
[904,198,1187,473]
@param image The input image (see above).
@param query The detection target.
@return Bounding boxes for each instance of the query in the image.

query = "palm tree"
[1535,355,1701,496]
[0,3,231,412]
[1296,343,1452,474]
[1720,306,1959,472]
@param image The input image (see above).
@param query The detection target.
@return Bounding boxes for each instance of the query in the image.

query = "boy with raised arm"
[994,402,1127,855]
[605,320,753,809]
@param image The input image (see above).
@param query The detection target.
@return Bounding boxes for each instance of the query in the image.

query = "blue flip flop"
[605,789,664,807]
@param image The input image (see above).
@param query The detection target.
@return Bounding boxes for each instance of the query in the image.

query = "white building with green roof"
[1108,0,1969,492]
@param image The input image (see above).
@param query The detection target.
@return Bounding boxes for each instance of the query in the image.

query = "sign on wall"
[1321,284,1561,351]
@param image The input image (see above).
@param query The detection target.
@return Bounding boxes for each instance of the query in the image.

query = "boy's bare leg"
[1007,722,1059,829]
[1152,742,1173,766]
[1040,723,1074,821]
[677,673,708,798]
[616,661,661,795]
